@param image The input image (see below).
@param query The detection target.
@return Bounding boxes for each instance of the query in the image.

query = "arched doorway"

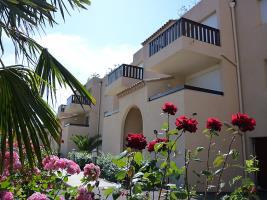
[123,106,143,149]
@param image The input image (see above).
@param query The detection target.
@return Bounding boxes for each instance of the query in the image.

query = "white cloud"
[36,33,140,109]
[1,33,139,110]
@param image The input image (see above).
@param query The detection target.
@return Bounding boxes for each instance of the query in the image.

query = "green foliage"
[71,134,102,152]
[68,151,93,169]
[0,0,94,169]
[96,153,120,183]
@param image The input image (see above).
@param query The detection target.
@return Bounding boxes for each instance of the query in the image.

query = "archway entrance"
[123,107,143,149]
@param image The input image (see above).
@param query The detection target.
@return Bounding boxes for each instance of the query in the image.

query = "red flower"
[126,133,147,150]
[231,113,256,132]
[206,117,222,132]
[147,138,168,152]
[162,102,177,115]
[175,115,198,133]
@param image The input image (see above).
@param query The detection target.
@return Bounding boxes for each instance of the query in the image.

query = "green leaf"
[196,147,205,152]
[154,143,164,152]
[112,157,127,168]
[201,170,212,177]
[168,129,178,136]
[116,170,127,180]
[213,155,225,168]
[134,152,143,166]
[161,122,168,131]
[103,187,115,198]
[133,183,142,194]
[229,176,242,187]
[171,189,187,199]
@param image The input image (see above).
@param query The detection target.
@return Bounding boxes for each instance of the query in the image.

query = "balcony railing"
[58,104,66,113]
[67,95,91,106]
[64,123,89,127]
[107,64,144,85]
[149,17,221,56]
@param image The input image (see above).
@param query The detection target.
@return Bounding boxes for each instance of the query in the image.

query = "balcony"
[145,17,222,75]
[106,64,144,95]
[58,95,91,117]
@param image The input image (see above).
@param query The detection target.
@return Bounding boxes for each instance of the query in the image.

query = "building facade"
[58,0,267,191]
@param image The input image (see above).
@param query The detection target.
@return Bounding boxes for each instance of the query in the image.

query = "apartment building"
[58,0,267,191]
[234,0,267,190]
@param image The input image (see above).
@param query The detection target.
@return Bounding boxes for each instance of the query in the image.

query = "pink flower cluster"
[0,191,14,200]
[83,163,101,181]
[0,151,21,181]
[27,192,48,200]
[42,156,81,175]
[76,186,95,200]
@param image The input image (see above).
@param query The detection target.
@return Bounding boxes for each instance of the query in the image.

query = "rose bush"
[0,102,259,200]
[104,102,259,200]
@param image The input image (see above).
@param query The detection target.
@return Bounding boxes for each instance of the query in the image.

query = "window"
[201,12,218,29]
[260,0,267,24]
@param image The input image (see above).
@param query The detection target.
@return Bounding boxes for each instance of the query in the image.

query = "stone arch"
[122,106,143,149]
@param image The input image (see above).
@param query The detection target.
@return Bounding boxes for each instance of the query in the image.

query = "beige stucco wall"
[61,125,90,157]
[235,0,267,156]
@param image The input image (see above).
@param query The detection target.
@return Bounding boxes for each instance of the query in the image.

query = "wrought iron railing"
[67,95,91,106]
[149,17,221,56]
[107,64,144,85]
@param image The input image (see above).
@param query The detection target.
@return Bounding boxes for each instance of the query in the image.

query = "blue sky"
[3,0,197,108]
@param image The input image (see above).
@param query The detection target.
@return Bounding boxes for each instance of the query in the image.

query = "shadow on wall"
[123,106,143,149]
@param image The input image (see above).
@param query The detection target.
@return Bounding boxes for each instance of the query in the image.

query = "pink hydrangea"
[27,192,48,200]
[83,163,101,181]
[42,156,80,175]
[0,151,21,179]
[33,167,41,175]
[0,191,14,200]
[66,160,81,175]
[76,186,94,200]
[54,158,67,170]
[42,155,59,170]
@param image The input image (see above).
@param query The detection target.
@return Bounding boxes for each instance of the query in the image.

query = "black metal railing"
[107,64,144,85]
[149,17,221,56]
[64,123,89,127]
[67,95,91,106]
[58,104,66,113]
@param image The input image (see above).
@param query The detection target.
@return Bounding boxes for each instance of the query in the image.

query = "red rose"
[175,115,198,133]
[162,102,177,115]
[206,117,222,132]
[231,113,256,132]
[126,133,147,150]
[147,138,168,152]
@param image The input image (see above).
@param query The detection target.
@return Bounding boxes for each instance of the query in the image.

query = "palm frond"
[0,66,61,169]
[35,48,96,106]
[71,135,102,152]
[0,0,90,63]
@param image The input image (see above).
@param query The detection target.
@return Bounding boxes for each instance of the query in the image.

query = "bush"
[67,151,119,183]
[96,153,120,183]
[67,151,93,169]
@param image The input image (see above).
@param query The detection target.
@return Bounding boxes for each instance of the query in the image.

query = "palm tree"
[0,0,95,170]
[71,135,102,153]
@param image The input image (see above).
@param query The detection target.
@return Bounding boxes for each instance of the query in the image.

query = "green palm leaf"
[71,135,102,152]
[0,66,61,169]
[35,49,96,106]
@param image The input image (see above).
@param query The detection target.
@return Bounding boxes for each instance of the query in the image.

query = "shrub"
[96,153,120,183]
[67,151,93,169]
[67,151,119,183]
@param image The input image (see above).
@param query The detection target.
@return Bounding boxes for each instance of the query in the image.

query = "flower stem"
[215,135,236,199]
[184,149,191,200]
[158,133,183,200]
[204,134,213,200]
